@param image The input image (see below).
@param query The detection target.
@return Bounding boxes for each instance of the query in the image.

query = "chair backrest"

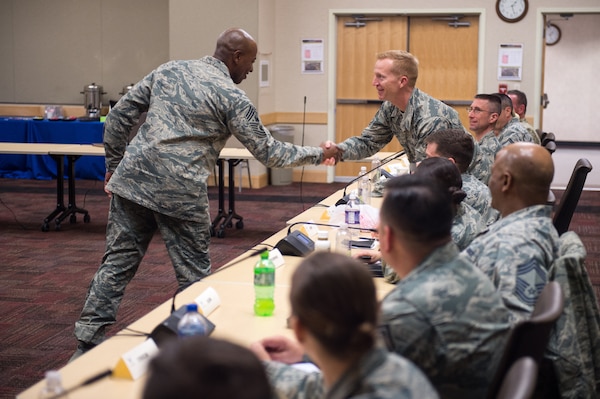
[537,130,546,143]
[541,132,556,146]
[544,140,556,154]
[553,158,593,235]
[486,282,564,398]
[496,357,538,399]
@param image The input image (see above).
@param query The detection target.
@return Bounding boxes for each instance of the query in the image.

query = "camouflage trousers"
[74,194,211,345]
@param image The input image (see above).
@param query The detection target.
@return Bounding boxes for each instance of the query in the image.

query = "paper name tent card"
[113,338,159,380]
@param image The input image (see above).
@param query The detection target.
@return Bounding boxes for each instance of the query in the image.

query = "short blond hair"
[377,50,419,87]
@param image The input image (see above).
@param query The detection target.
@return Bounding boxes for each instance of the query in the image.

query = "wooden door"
[409,15,479,130]
[335,14,479,178]
[335,16,408,178]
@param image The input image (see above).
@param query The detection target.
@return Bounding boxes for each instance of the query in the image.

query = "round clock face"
[496,0,528,23]
[546,24,561,46]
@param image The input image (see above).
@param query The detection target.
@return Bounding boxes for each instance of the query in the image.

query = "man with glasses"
[465,94,502,184]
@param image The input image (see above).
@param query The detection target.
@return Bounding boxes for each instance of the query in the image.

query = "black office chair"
[536,129,545,143]
[541,132,556,146]
[553,158,593,235]
[544,140,556,154]
[496,357,538,399]
[486,282,564,399]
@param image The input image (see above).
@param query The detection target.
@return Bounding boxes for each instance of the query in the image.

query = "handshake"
[319,141,343,165]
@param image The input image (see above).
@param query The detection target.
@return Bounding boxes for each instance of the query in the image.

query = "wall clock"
[496,0,529,23]
[545,23,562,46]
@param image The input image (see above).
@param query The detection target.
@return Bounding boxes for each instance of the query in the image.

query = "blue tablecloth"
[0,118,105,180]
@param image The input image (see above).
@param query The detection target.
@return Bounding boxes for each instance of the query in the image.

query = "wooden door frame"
[534,7,600,133]
[327,8,486,182]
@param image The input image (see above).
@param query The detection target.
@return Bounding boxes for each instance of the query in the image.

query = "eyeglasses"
[466,106,493,114]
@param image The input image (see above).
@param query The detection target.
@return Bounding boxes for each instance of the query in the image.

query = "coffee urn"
[81,83,106,118]
[119,83,135,96]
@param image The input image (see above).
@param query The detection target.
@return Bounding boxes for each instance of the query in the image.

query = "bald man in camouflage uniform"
[463,142,560,324]
[71,28,340,360]
[330,50,465,171]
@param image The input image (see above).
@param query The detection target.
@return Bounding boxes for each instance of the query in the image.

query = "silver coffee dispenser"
[81,83,106,118]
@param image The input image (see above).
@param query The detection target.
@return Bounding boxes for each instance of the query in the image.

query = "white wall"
[543,14,600,144]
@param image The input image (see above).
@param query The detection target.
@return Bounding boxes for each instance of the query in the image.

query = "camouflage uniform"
[264,347,439,399]
[462,205,560,324]
[381,205,485,283]
[467,131,501,185]
[497,117,535,147]
[378,241,511,398]
[337,88,464,166]
[452,202,486,251]
[518,117,541,144]
[74,56,325,345]
[461,173,499,226]
[544,231,600,398]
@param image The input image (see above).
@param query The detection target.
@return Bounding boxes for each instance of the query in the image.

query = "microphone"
[150,246,268,346]
[276,221,377,257]
[336,150,406,206]
[45,369,113,399]
[286,221,377,235]
[213,246,271,274]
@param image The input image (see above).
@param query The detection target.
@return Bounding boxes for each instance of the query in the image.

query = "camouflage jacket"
[379,242,511,398]
[461,173,499,226]
[546,232,600,398]
[338,88,464,164]
[462,205,560,324]
[518,118,541,144]
[497,117,535,147]
[104,56,323,221]
[382,205,486,283]
[263,347,439,399]
[452,201,486,251]
[467,131,500,185]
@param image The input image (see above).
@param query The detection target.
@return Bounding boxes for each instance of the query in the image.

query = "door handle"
[541,93,550,109]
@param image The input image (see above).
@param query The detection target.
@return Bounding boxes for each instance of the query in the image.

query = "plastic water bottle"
[39,370,66,399]
[358,166,371,205]
[177,303,208,338]
[335,222,351,256]
[345,193,361,240]
[370,157,381,189]
[254,251,275,316]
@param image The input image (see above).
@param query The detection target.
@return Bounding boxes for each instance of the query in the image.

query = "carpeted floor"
[1,178,599,398]
[0,178,345,398]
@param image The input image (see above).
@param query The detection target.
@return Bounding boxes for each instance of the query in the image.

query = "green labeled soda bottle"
[254,250,275,316]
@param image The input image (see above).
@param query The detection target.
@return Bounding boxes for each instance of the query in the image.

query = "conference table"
[16,183,393,399]
[0,140,254,234]
[0,143,105,231]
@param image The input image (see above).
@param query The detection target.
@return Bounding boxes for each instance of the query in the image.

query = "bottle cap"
[185,303,199,312]
[260,250,269,259]
[45,370,61,381]
[339,222,348,228]
[317,230,328,240]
